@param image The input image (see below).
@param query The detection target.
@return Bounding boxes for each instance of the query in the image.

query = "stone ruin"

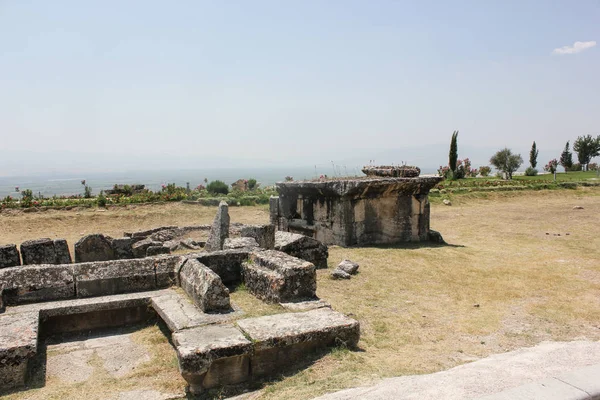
[270,165,444,246]
[0,201,356,395]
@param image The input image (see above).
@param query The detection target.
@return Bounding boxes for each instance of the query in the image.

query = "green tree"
[559,141,573,172]
[449,130,459,177]
[529,141,539,169]
[489,148,523,180]
[573,134,600,171]
[247,178,257,190]
[206,180,229,195]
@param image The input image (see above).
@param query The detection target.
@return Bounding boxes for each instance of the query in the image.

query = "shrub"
[525,167,538,176]
[490,148,523,179]
[206,180,229,195]
[479,166,491,177]
[544,159,558,174]
[247,178,257,190]
[97,191,107,208]
[568,163,582,172]
[21,189,33,207]
[589,163,598,171]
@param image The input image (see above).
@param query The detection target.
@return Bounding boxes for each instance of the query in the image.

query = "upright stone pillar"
[205,201,230,252]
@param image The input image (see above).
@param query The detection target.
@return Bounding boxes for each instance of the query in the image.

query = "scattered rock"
[180,238,203,250]
[428,230,446,244]
[331,269,351,280]
[573,206,584,210]
[131,238,162,258]
[223,237,260,250]
[337,260,359,275]
[443,199,452,206]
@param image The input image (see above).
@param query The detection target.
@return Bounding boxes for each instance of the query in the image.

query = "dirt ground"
[1,188,600,400]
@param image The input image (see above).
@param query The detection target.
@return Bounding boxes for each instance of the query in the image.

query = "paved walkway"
[313,341,600,400]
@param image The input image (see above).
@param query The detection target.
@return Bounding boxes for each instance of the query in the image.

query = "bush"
[525,167,538,176]
[206,180,229,195]
[567,163,582,172]
[97,191,107,208]
[247,178,257,190]
[479,166,491,177]
[83,185,92,198]
[589,163,598,171]
[21,189,33,208]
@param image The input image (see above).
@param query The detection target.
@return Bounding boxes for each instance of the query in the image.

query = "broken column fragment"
[274,231,328,269]
[205,201,230,252]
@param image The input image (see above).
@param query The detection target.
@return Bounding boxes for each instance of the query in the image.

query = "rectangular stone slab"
[178,259,230,312]
[172,324,252,394]
[0,264,75,305]
[236,308,360,377]
[73,258,156,297]
[0,311,39,390]
[191,249,250,285]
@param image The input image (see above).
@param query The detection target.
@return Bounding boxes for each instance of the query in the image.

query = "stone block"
[74,234,115,263]
[205,201,230,252]
[223,237,259,250]
[269,196,279,226]
[172,324,252,394]
[153,255,184,288]
[236,308,360,377]
[240,224,275,249]
[131,238,162,258]
[242,250,316,303]
[178,259,230,312]
[73,259,157,298]
[0,244,20,269]
[192,249,250,285]
[20,238,56,265]
[0,265,75,305]
[53,239,72,264]
[112,237,134,259]
[274,231,329,269]
[0,311,39,390]
[337,260,359,275]
[146,246,171,256]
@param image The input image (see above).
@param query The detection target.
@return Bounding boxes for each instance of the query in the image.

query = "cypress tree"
[449,130,459,175]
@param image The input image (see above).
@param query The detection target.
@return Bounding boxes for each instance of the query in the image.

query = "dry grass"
[2,188,600,399]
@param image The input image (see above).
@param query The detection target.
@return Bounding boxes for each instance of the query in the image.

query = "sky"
[0,0,599,176]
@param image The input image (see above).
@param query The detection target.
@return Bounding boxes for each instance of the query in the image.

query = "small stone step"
[0,311,39,390]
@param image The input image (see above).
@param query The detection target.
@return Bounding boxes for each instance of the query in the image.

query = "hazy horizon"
[1,1,598,176]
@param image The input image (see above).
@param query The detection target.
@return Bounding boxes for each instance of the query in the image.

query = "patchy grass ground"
[2,188,600,400]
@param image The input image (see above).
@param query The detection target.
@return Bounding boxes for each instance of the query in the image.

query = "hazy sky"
[1,1,598,175]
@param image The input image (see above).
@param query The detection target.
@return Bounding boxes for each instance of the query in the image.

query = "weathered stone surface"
[151,293,242,332]
[172,324,252,393]
[0,265,75,305]
[154,255,185,288]
[0,244,20,269]
[0,311,39,390]
[125,225,178,240]
[240,224,275,250]
[237,308,360,377]
[269,196,279,226]
[53,239,72,264]
[362,165,421,178]
[192,249,250,285]
[132,238,162,258]
[73,259,156,298]
[20,238,56,265]
[274,231,329,269]
[149,228,183,242]
[146,246,171,256]
[331,269,351,280]
[179,259,230,312]
[428,229,446,244]
[280,299,331,312]
[205,201,230,252]
[242,250,316,303]
[112,237,134,259]
[181,238,203,250]
[337,260,359,275]
[223,237,259,250]
[275,176,442,247]
[74,234,115,263]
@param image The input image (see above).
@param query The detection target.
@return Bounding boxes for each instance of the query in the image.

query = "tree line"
[444,132,600,180]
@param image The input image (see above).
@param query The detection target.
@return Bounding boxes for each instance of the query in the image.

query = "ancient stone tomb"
[270,166,443,246]
[0,202,357,395]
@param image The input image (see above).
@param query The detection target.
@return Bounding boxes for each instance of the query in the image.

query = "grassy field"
[2,188,600,399]
[514,170,599,181]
